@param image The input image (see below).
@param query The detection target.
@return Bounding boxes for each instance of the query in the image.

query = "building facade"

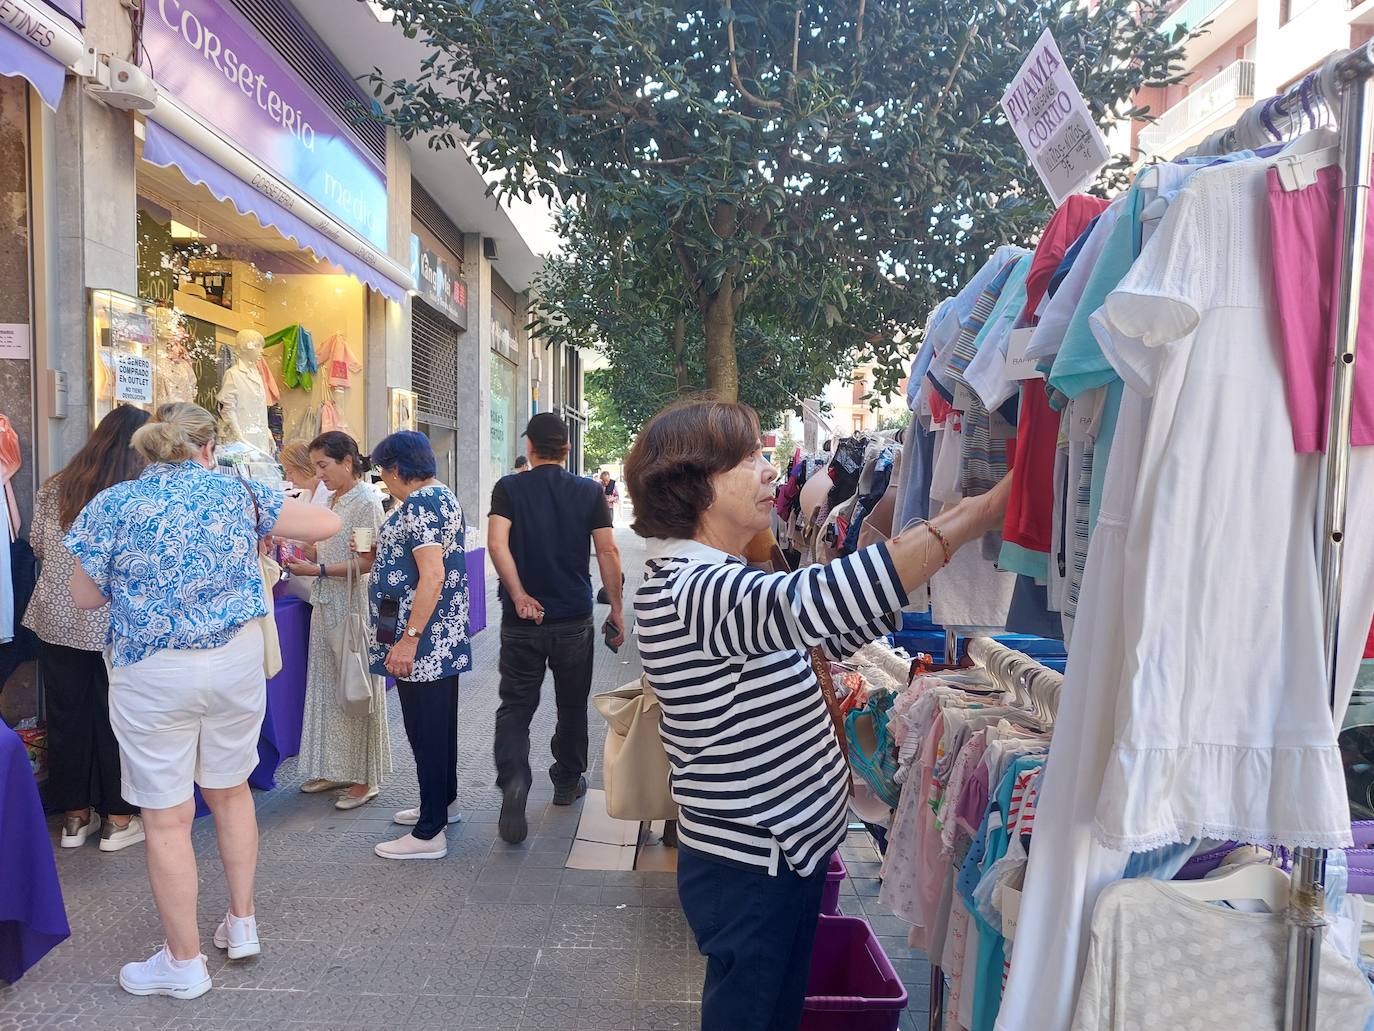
[1137,0,1373,158]
[0,0,573,722]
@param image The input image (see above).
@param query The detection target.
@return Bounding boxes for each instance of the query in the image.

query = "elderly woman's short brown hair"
[624,397,761,540]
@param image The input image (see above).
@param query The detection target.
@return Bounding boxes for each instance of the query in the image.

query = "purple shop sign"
[143,0,388,252]
[41,0,82,24]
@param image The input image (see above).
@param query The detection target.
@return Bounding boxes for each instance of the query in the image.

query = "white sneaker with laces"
[118,946,212,999]
[392,802,464,827]
[213,911,261,960]
[99,816,146,853]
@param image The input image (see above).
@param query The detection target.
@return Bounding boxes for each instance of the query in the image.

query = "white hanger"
[1165,862,1291,913]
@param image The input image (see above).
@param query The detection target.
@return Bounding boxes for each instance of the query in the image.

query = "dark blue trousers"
[396,675,459,840]
[677,846,827,1031]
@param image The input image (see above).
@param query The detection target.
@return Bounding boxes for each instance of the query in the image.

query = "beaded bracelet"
[917,520,953,567]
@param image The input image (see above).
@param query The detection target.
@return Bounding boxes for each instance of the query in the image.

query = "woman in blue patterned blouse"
[65,403,341,1001]
[367,431,471,861]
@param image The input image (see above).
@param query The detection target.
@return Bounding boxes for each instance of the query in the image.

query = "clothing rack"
[923,636,1064,1031]
[1175,42,1374,1031]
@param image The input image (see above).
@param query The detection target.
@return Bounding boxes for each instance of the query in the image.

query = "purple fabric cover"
[0,722,70,981]
[466,547,487,636]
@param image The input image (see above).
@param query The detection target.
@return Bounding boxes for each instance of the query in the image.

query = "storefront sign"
[143,0,389,252]
[1000,30,1109,206]
[114,352,154,403]
[0,324,28,359]
[410,233,468,328]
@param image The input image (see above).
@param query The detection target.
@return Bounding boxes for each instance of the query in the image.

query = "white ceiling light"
[366,2,394,23]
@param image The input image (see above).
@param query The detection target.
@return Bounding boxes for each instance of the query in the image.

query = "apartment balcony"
[1159,0,1259,72]
[1138,59,1256,158]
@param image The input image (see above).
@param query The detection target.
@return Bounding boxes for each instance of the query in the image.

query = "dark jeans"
[677,847,827,1031]
[397,675,460,840]
[39,641,135,816]
[494,617,594,791]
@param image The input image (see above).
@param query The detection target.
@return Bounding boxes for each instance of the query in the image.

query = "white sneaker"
[392,801,464,827]
[213,912,261,960]
[118,946,212,999]
[60,811,100,848]
[99,816,146,853]
[374,832,448,860]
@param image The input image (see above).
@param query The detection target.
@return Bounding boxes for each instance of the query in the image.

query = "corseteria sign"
[1000,30,1110,206]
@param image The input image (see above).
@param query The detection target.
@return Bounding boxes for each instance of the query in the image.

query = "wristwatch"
[405,625,421,639]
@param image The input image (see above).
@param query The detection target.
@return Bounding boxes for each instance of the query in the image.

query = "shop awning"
[142,120,411,303]
[0,22,66,110]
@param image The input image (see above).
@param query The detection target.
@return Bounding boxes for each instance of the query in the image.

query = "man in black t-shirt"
[488,413,624,845]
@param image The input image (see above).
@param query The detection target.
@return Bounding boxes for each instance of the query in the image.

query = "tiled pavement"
[0,526,931,1030]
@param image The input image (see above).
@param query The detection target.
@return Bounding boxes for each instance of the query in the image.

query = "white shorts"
[107,623,267,809]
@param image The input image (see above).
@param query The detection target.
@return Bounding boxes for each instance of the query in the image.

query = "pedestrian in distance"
[488,412,624,845]
[368,431,472,860]
[26,405,150,854]
[65,402,340,1000]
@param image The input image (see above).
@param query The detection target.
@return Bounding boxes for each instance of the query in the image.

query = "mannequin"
[218,329,275,456]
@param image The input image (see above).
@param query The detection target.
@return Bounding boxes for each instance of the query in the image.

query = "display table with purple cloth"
[466,547,487,635]
[0,721,69,982]
[194,594,312,817]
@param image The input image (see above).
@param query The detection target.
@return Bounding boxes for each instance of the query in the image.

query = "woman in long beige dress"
[286,431,391,808]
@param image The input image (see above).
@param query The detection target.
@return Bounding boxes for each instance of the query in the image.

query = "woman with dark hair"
[367,431,471,860]
[626,398,1010,1031]
[25,405,151,852]
[284,431,390,808]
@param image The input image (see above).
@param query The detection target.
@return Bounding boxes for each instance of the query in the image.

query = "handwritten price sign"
[1000,31,1110,206]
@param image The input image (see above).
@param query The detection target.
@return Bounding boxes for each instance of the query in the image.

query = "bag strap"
[235,470,263,539]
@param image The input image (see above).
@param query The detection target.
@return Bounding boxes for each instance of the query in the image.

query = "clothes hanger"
[1165,861,1291,913]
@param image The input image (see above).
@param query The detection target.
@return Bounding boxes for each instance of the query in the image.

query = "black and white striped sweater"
[634,539,906,877]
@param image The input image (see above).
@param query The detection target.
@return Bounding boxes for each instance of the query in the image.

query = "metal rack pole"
[1283,57,1374,1031]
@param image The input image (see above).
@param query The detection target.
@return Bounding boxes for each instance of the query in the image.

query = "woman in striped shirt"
[626,399,1009,1031]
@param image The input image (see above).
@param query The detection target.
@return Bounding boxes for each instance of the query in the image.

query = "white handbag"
[330,558,375,717]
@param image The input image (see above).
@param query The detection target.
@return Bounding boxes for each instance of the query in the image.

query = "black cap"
[521,412,568,451]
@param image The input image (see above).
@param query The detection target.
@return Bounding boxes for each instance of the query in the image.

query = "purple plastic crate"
[820,852,847,916]
[801,914,908,1031]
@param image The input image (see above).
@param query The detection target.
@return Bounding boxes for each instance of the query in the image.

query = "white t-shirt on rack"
[1072,880,1372,1031]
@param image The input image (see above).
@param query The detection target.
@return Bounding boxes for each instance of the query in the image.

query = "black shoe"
[552,776,588,807]
[499,782,529,844]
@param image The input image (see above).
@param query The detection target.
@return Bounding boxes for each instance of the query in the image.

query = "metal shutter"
[412,300,459,426]
[229,0,389,167]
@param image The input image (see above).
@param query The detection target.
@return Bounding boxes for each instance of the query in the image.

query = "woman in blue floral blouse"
[367,431,471,861]
[65,403,340,1001]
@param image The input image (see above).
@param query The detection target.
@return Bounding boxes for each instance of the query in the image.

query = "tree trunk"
[702,286,738,401]
[671,312,689,395]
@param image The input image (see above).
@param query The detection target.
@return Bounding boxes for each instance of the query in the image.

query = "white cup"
[351,527,374,553]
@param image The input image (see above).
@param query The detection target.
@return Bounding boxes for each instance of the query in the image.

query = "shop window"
[115,150,372,465]
[490,354,518,485]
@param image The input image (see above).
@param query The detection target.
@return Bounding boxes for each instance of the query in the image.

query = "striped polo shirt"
[634,539,906,877]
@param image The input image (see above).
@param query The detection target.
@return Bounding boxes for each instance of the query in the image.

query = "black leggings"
[40,641,135,816]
